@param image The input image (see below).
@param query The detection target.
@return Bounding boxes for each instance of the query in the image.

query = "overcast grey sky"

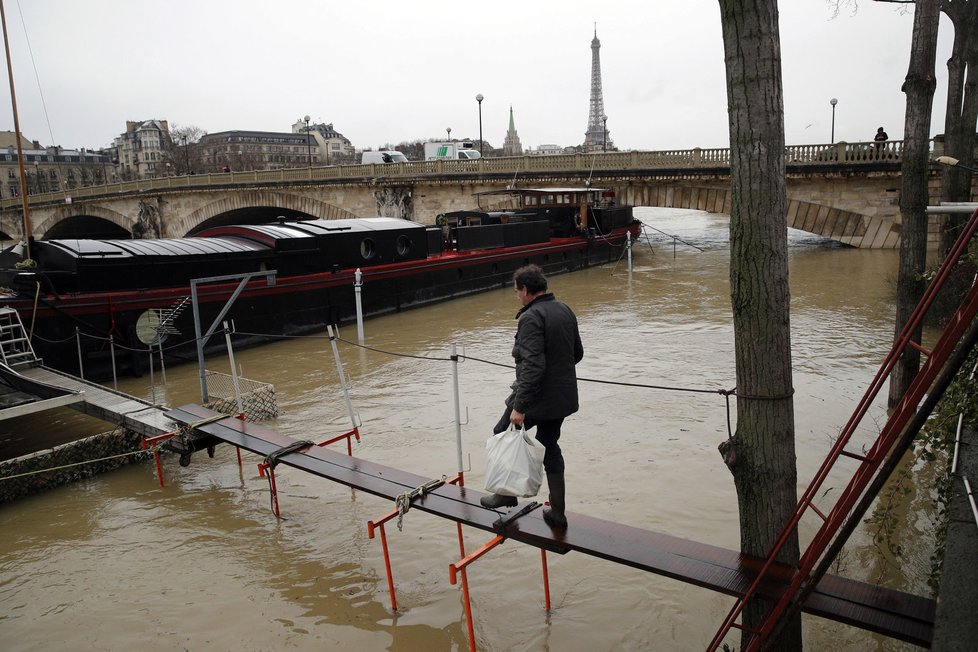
[0,1,955,153]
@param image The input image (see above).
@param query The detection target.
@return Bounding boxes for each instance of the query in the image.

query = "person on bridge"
[480,264,583,529]
[874,127,888,157]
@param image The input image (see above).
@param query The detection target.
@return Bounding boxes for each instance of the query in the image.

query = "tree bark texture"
[938,0,978,259]
[718,1,801,649]
[889,0,941,408]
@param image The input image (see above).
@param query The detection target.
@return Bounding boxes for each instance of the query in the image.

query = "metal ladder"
[707,205,978,651]
[0,306,39,368]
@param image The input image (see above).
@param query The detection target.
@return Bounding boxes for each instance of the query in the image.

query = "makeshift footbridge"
[166,402,935,650]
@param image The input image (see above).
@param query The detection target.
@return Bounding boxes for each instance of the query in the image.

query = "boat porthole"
[360,238,376,260]
[396,235,411,256]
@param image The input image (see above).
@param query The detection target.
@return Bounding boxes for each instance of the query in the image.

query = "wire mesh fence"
[202,370,278,421]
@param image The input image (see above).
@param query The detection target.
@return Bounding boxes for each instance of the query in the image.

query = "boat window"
[396,235,411,256]
[525,196,538,207]
[360,238,376,260]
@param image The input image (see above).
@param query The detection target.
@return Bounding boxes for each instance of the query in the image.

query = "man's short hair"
[513,264,548,294]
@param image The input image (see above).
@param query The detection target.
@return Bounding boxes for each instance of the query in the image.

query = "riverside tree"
[888,0,942,407]
[717,1,802,649]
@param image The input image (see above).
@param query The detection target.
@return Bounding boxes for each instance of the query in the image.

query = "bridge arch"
[35,204,133,240]
[178,190,356,236]
[617,183,900,248]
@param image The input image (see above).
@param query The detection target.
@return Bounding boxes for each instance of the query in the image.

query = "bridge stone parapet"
[1,140,972,249]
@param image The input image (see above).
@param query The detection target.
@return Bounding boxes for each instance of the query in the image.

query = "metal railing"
[0,140,914,212]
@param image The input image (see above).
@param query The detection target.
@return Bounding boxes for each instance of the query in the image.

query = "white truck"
[424,141,481,161]
[361,150,409,164]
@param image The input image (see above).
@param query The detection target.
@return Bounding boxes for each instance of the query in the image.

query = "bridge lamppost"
[475,94,484,156]
[447,127,451,142]
[602,115,608,152]
[303,115,312,166]
[830,98,838,143]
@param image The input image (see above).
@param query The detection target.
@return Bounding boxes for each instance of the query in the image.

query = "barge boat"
[0,187,639,378]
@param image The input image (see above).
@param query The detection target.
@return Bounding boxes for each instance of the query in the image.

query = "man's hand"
[510,409,526,427]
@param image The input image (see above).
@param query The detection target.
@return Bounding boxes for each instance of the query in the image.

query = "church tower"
[502,106,523,156]
[582,27,614,152]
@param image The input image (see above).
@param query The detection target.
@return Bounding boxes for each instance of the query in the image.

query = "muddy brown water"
[0,209,931,651]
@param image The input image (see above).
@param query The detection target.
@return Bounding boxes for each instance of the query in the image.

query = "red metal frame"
[366,472,465,613]
[141,431,178,487]
[258,426,360,518]
[708,206,978,651]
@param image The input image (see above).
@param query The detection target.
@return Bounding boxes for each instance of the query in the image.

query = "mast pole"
[0,0,34,257]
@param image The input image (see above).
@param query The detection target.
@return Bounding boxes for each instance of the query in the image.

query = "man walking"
[480,265,584,529]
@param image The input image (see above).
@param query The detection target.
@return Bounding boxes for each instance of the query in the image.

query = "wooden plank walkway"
[167,403,935,647]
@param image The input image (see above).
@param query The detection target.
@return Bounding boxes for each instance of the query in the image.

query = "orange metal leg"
[541,549,551,612]
[142,432,178,488]
[368,507,401,611]
[450,534,506,652]
[152,445,165,487]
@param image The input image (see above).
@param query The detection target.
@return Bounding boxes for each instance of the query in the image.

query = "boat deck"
[167,403,934,647]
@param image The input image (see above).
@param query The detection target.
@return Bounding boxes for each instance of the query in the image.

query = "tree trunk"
[889,0,941,408]
[718,1,801,649]
[938,0,978,260]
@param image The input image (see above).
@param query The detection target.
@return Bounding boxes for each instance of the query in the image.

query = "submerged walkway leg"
[366,473,465,612]
[450,534,506,652]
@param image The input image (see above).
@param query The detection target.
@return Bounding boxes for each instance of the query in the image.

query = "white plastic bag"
[484,426,545,497]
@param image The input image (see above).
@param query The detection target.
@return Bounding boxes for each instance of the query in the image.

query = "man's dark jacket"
[508,293,584,421]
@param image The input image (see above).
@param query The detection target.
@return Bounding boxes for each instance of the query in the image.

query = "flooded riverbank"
[0,208,929,651]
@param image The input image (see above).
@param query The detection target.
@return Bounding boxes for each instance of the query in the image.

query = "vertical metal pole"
[541,549,552,611]
[157,339,167,386]
[451,343,463,474]
[626,231,632,272]
[223,320,244,416]
[75,327,84,379]
[378,524,398,612]
[148,345,156,405]
[109,334,117,390]
[191,280,208,402]
[354,268,365,343]
[327,324,358,429]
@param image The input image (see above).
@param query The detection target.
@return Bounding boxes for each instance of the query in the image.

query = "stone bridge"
[1,141,970,248]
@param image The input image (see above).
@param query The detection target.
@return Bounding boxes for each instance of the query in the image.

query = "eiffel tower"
[582,26,614,152]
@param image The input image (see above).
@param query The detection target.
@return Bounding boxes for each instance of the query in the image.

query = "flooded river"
[0,208,932,651]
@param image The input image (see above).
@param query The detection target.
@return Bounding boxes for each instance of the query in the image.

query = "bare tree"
[937,0,978,258]
[889,0,942,407]
[717,1,802,649]
[162,124,206,175]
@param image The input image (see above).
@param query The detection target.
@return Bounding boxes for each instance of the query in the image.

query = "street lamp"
[830,98,838,143]
[602,115,608,152]
[304,115,312,166]
[475,94,484,156]
[447,127,451,141]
